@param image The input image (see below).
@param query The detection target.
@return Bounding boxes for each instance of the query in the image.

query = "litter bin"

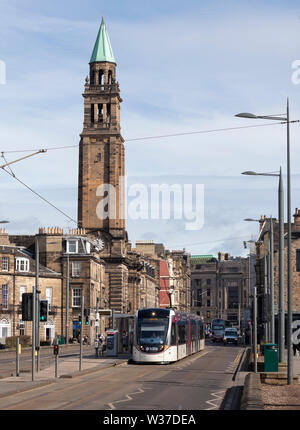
[264,343,278,372]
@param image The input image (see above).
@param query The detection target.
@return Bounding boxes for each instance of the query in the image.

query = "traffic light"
[53,344,59,355]
[78,315,82,325]
[22,293,33,321]
[84,309,90,325]
[40,300,48,322]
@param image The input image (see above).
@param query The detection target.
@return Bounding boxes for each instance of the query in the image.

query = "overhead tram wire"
[1,120,299,155]
[0,167,77,225]
[163,234,257,249]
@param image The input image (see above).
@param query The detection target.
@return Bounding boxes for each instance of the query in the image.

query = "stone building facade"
[10,228,108,342]
[191,252,251,328]
[190,255,218,321]
[0,231,62,344]
[255,211,300,331]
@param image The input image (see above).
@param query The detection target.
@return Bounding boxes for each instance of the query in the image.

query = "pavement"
[0,351,131,399]
[284,350,300,382]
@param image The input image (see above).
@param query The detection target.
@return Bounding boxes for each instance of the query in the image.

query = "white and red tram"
[132,308,205,364]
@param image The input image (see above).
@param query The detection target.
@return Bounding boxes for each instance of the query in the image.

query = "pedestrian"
[293,342,300,358]
[99,333,105,355]
[94,337,99,357]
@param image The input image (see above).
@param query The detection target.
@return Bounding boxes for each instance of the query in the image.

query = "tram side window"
[171,323,177,345]
[200,323,204,339]
[191,322,195,341]
[178,322,186,344]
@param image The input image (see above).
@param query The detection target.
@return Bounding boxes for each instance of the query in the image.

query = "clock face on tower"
[93,238,105,252]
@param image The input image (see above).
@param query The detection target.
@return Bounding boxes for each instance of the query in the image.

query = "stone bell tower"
[78,18,130,314]
[78,17,126,243]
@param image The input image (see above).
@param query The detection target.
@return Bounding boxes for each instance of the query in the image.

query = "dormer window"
[16,258,29,272]
[67,240,78,254]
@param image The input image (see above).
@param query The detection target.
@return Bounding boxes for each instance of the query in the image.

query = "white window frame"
[2,285,9,309]
[20,285,27,302]
[72,288,81,308]
[72,261,82,278]
[16,258,29,272]
[67,240,78,254]
[46,287,52,310]
[2,256,9,272]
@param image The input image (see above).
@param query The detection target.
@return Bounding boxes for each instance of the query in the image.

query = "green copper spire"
[90,17,116,64]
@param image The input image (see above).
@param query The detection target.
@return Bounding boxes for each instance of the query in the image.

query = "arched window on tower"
[106,103,111,125]
[90,71,96,85]
[98,104,103,123]
[99,70,104,86]
[108,70,113,85]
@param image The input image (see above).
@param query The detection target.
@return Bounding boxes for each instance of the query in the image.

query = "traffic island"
[240,373,264,410]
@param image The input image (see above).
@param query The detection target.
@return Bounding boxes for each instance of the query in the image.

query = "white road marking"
[205,390,226,410]
[107,386,153,410]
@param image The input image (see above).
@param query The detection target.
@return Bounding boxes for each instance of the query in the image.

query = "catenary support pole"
[80,295,84,371]
[270,217,275,344]
[254,286,257,373]
[287,98,293,384]
[278,167,285,362]
[16,337,19,377]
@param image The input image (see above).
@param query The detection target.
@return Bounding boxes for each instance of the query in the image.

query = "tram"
[132,308,205,364]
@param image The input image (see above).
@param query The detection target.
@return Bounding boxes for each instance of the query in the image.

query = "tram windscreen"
[137,318,168,346]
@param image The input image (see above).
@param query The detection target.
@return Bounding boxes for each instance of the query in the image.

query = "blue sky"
[0,0,300,257]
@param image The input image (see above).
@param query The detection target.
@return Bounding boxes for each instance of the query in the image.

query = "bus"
[211,318,226,342]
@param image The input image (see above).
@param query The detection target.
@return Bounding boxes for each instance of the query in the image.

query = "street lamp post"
[242,169,285,361]
[66,252,69,344]
[236,101,293,383]
[244,216,275,344]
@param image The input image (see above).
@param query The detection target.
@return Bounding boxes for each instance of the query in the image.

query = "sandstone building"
[191,252,251,328]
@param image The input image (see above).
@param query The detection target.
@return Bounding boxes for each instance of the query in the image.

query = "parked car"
[223,328,238,345]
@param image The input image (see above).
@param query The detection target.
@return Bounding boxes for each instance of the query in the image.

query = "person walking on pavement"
[99,333,105,355]
[94,336,99,357]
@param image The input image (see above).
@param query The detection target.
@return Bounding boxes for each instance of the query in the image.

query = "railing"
[86,83,119,93]
[0,304,59,315]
